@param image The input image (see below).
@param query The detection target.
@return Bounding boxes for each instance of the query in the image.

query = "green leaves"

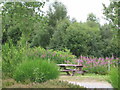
[103,1,119,29]
[13,59,59,83]
[87,13,99,23]
[2,1,45,45]
[47,1,67,26]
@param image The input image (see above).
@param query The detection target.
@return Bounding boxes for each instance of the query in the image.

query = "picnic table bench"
[57,64,85,76]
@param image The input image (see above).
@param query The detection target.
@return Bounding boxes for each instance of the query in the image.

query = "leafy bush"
[2,42,27,77]
[88,66,108,75]
[109,67,118,88]
[2,42,74,78]
[26,47,76,64]
[13,58,59,83]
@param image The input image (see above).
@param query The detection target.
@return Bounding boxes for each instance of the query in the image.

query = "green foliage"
[2,1,119,58]
[103,1,120,57]
[27,47,76,64]
[47,1,67,27]
[48,18,109,57]
[99,24,119,57]
[109,67,118,88]
[2,1,45,45]
[48,15,119,57]
[2,41,27,77]
[87,13,99,23]
[49,18,71,50]
[13,59,59,83]
[103,1,119,29]
[88,66,108,75]
[30,16,50,48]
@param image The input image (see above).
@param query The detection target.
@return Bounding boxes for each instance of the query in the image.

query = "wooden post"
[108,61,110,71]
[78,59,80,65]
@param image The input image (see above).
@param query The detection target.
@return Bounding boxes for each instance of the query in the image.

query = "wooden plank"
[57,64,83,67]
[57,64,84,76]
[60,69,76,72]
[57,64,75,66]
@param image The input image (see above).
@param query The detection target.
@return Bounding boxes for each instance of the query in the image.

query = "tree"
[87,13,99,23]
[48,18,71,50]
[47,1,67,27]
[71,18,77,23]
[103,1,119,29]
[48,18,103,57]
[2,1,45,46]
[35,1,68,49]
[103,1,120,57]
[30,16,50,48]
[99,24,113,57]
[65,22,89,56]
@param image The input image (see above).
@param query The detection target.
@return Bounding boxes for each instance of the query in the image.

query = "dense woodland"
[1,1,119,57]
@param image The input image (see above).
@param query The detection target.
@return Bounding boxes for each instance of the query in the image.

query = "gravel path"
[59,75,113,88]
[62,80,113,88]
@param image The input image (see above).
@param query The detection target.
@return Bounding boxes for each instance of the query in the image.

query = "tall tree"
[103,1,120,57]
[35,1,68,49]
[48,18,71,50]
[103,1,119,29]
[87,13,99,23]
[47,1,67,27]
[2,1,45,45]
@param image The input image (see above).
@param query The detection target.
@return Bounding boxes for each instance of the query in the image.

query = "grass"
[2,73,110,88]
[2,78,85,88]
[13,59,59,83]
[59,73,109,82]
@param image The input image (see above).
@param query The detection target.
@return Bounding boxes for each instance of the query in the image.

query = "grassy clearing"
[2,78,84,88]
[59,73,109,82]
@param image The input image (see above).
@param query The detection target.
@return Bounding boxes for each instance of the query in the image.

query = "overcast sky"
[42,0,110,25]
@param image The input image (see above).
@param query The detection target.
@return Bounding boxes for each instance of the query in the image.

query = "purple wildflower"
[105,57,109,60]
[78,60,83,63]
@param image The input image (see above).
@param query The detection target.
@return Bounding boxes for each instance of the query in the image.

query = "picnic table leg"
[71,71,75,76]
[76,67,84,75]
[80,67,84,75]
[82,71,84,75]
[66,71,71,75]
[78,67,82,71]
[62,66,71,75]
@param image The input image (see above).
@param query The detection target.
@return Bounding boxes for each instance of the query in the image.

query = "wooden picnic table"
[57,64,84,76]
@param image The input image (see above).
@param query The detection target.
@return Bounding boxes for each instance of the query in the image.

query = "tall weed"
[13,58,59,83]
[109,67,118,88]
[2,42,26,77]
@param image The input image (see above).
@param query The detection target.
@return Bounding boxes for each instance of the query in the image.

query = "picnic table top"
[57,64,83,67]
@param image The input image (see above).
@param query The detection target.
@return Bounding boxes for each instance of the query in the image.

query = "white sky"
[42,0,110,25]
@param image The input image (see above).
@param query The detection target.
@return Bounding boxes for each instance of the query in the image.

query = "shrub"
[2,42,27,77]
[109,67,118,88]
[13,58,59,83]
[26,47,76,64]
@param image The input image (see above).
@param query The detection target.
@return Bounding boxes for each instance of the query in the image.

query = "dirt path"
[59,75,113,88]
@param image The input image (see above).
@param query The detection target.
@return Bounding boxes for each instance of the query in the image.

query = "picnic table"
[57,64,84,76]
